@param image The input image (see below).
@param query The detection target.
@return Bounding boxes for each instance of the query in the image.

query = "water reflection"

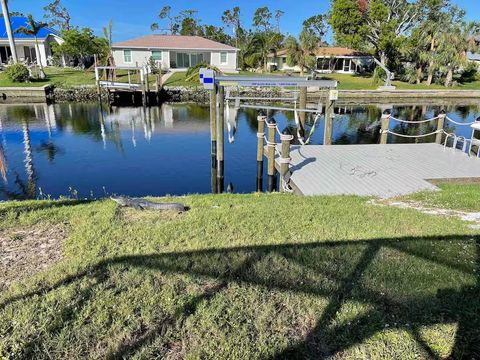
[0,102,478,200]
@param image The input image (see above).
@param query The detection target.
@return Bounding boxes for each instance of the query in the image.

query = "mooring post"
[299,87,307,131]
[280,130,294,192]
[94,54,101,101]
[216,85,225,193]
[380,109,391,145]
[256,114,266,192]
[323,100,334,145]
[267,118,277,192]
[436,110,446,144]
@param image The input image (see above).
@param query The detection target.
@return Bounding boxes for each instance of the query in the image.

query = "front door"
[343,59,351,72]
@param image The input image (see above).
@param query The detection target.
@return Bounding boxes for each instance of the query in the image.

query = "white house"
[0,16,63,66]
[112,35,238,72]
[268,47,374,74]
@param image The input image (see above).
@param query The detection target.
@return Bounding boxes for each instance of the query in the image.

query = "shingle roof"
[270,47,371,57]
[0,16,60,39]
[113,35,237,50]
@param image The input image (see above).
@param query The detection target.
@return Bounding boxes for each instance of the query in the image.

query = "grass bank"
[0,186,479,359]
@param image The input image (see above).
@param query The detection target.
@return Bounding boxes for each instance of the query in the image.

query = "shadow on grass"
[1,235,479,359]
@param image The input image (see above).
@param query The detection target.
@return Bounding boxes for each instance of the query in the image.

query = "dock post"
[267,118,277,192]
[256,114,266,192]
[380,110,391,145]
[216,85,225,193]
[94,54,101,101]
[280,130,293,192]
[299,87,307,131]
[323,99,334,145]
[210,85,218,192]
[436,110,446,144]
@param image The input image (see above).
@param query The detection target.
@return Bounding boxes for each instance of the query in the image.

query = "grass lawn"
[0,67,96,88]
[162,70,480,91]
[0,186,479,359]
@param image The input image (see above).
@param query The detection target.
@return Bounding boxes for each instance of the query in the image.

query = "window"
[220,52,227,64]
[152,50,162,61]
[123,49,132,63]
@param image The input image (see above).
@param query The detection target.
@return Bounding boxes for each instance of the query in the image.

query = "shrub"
[5,63,30,82]
[185,62,221,83]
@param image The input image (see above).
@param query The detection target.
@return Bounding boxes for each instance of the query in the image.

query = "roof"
[269,47,371,57]
[0,17,60,39]
[467,51,480,61]
[112,35,237,51]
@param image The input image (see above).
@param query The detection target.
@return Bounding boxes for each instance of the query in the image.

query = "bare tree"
[43,0,71,31]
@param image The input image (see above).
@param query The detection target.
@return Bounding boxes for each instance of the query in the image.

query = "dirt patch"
[372,199,480,229]
[0,224,68,290]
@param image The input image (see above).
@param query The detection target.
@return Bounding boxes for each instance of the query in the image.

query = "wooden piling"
[299,87,307,131]
[436,110,446,144]
[266,118,277,192]
[380,110,391,145]
[280,130,293,192]
[256,115,266,191]
[216,85,225,193]
[323,99,335,145]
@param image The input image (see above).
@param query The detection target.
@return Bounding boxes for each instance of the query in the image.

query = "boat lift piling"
[200,68,338,193]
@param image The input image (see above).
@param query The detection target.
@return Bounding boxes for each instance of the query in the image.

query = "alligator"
[110,196,186,212]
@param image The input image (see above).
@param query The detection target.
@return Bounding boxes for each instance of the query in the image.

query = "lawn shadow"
[1,235,479,358]
[0,199,94,218]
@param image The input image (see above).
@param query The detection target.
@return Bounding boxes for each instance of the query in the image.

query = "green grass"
[404,182,480,211]
[0,188,479,359]
[0,67,96,88]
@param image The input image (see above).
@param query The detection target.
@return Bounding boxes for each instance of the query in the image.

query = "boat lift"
[200,68,338,193]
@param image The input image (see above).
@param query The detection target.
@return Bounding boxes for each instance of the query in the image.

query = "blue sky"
[6,0,480,42]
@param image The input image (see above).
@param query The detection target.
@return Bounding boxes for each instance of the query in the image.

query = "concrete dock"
[278,143,480,198]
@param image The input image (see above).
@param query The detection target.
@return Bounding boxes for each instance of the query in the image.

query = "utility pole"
[1,0,18,63]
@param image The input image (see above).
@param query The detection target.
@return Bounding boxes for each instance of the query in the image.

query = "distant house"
[0,16,63,66]
[268,47,374,74]
[112,35,238,72]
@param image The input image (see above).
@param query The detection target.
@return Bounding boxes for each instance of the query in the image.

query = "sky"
[5,0,480,42]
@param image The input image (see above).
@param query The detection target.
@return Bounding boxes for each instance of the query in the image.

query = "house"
[112,35,238,72]
[0,16,63,66]
[268,47,374,74]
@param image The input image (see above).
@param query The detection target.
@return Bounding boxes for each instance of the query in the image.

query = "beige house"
[112,35,238,72]
[268,47,374,74]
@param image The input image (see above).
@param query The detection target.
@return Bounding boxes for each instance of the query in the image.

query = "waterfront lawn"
[405,182,480,211]
[1,189,479,359]
[0,67,96,88]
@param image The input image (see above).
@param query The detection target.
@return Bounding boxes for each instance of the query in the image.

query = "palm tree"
[285,29,319,76]
[15,14,48,79]
[102,20,116,81]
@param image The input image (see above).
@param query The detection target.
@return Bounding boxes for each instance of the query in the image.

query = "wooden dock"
[277,143,480,198]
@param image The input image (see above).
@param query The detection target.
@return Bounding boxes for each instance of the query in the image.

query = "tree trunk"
[416,66,422,84]
[379,52,387,65]
[444,67,453,87]
[426,63,434,86]
[34,36,46,79]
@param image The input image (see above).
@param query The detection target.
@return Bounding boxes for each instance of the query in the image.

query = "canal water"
[0,102,478,200]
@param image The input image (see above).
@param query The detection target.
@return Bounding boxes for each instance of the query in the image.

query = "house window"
[220,52,227,64]
[123,49,132,63]
[152,51,162,61]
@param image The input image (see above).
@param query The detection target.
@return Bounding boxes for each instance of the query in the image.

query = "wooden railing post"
[380,110,391,145]
[256,114,266,192]
[436,110,446,144]
[280,130,294,192]
[266,118,277,192]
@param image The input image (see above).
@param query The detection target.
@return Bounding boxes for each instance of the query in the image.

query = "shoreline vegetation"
[0,183,479,358]
[1,67,480,91]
